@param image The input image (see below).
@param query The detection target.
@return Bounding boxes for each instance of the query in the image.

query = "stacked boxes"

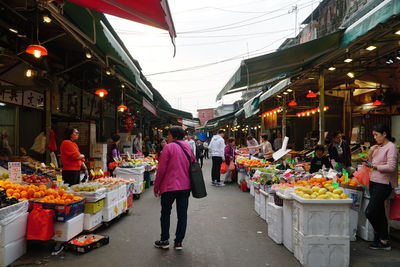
[102,185,127,222]
[292,196,351,267]
[267,202,283,244]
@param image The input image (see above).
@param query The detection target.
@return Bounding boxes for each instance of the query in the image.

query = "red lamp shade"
[373,100,382,106]
[25,44,48,58]
[95,88,108,98]
[118,104,128,112]
[306,90,317,98]
[288,100,298,106]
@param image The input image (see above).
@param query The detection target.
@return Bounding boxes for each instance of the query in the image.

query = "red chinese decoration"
[123,116,134,132]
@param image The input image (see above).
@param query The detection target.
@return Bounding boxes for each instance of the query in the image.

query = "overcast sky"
[107,0,320,117]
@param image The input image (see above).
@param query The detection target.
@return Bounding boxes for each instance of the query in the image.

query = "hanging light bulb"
[347,72,355,78]
[26,45,48,58]
[85,50,92,59]
[306,90,317,98]
[121,84,125,88]
[95,89,108,98]
[344,58,353,63]
[43,15,52,23]
[106,69,111,75]
[118,104,128,112]
[328,66,336,71]
[25,69,33,78]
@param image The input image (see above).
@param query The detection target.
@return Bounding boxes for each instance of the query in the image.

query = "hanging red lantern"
[123,116,134,132]
[25,44,48,58]
[306,90,317,98]
[95,88,108,98]
[373,100,382,106]
[288,100,298,106]
[117,104,128,112]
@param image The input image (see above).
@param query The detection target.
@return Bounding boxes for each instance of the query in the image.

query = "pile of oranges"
[0,180,82,204]
[338,176,361,187]
[236,158,270,167]
[292,178,333,187]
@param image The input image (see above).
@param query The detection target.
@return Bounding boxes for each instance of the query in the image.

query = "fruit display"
[338,176,361,187]
[22,174,51,184]
[96,177,134,191]
[37,191,82,204]
[0,189,19,208]
[294,185,349,200]
[71,182,104,192]
[236,158,270,167]
[0,180,82,202]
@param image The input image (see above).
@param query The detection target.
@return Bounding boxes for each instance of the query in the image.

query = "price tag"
[90,169,95,176]
[8,162,22,183]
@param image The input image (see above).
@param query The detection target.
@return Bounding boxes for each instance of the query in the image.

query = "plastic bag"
[228,161,235,171]
[26,203,55,241]
[353,163,370,188]
[390,194,400,220]
[220,162,228,174]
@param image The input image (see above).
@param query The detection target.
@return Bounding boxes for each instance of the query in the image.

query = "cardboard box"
[0,212,28,247]
[83,212,102,231]
[53,213,84,242]
[0,237,26,267]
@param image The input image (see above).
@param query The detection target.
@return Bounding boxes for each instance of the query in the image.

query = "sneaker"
[51,243,64,256]
[216,182,225,187]
[174,242,183,250]
[154,240,170,249]
[369,241,391,251]
[211,181,216,186]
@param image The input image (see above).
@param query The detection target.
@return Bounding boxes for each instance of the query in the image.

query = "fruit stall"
[241,162,400,267]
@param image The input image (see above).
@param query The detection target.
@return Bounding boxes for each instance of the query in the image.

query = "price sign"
[8,162,22,183]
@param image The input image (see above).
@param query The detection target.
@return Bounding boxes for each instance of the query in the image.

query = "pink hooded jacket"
[154,140,196,195]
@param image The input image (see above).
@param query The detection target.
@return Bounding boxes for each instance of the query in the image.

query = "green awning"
[341,0,400,47]
[243,92,262,118]
[234,108,244,118]
[216,31,343,101]
[259,78,291,103]
[63,2,153,99]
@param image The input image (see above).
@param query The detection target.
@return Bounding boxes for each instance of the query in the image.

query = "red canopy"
[67,0,176,40]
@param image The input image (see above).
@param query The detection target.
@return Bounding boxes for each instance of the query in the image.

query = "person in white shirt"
[259,134,274,161]
[208,129,225,186]
[203,141,209,159]
[185,134,196,156]
[246,136,259,156]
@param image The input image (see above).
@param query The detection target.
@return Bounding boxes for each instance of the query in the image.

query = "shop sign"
[0,90,23,105]
[23,90,44,110]
[8,162,22,184]
[142,99,157,116]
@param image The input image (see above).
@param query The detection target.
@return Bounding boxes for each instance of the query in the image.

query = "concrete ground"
[13,159,400,267]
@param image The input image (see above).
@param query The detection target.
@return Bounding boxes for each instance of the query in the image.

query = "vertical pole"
[45,88,52,163]
[282,100,287,137]
[319,69,325,144]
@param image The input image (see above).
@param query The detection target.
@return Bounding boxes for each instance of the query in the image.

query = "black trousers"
[365,181,392,241]
[160,190,190,243]
[196,156,204,168]
[211,156,223,183]
[204,149,209,159]
[62,170,81,186]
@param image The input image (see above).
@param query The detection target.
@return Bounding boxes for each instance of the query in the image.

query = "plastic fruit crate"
[84,199,104,214]
[34,199,84,222]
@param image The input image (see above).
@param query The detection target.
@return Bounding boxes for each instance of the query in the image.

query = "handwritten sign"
[8,162,22,183]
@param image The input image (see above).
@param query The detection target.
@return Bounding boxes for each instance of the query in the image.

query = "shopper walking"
[203,140,209,159]
[209,130,225,186]
[224,137,236,184]
[366,124,398,250]
[154,126,195,250]
[328,130,351,172]
[185,134,196,156]
[107,134,121,176]
[196,140,205,168]
[60,127,87,186]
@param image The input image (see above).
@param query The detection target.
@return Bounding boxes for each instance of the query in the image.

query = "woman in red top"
[60,127,86,185]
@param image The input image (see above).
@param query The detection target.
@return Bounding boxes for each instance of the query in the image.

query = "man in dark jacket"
[328,131,351,171]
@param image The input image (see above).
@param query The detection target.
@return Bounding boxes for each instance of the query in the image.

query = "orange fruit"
[6,189,14,196]
[39,185,46,191]
[12,193,20,199]
[58,188,65,196]
[20,191,28,198]
[34,192,41,198]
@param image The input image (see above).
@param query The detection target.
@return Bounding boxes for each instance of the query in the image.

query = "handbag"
[175,142,207,199]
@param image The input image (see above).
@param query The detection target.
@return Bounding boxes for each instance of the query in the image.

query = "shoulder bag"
[175,141,207,198]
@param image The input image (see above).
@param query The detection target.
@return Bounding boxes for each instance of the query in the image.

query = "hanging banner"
[23,90,44,109]
[142,98,157,116]
[0,90,23,105]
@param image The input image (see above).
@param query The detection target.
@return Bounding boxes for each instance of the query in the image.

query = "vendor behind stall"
[107,134,121,176]
[246,136,259,156]
[60,127,87,186]
[310,145,332,173]
[328,130,351,172]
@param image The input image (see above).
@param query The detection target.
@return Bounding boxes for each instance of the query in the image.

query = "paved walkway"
[14,159,400,267]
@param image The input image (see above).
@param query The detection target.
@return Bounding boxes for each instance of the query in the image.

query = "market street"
[13,158,400,267]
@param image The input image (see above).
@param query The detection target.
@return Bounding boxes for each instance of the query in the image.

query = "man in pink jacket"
[154,126,196,251]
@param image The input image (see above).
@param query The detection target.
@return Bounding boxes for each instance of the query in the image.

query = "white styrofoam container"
[149,171,156,182]
[132,181,145,194]
[267,202,283,244]
[237,172,246,183]
[90,143,107,158]
[293,230,350,267]
[282,198,294,252]
[254,191,260,215]
[102,201,122,222]
[119,198,128,213]
[53,213,84,242]
[349,209,358,241]
[104,188,120,208]
[249,181,255,196]
[259,191,267,220]
[0,237,26,267]
[83,212,102,231]
[118,185,127,200]
[293,198,350,237]
[0,212,28,247]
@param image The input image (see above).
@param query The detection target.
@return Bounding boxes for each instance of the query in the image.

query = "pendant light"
[118,88,127,112]
[288,100,298,106]
[373,100,382,106]
[25,13,48,58]
[306,90,317,98]
[95,69,108,98]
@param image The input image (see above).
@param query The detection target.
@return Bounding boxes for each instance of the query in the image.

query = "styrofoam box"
[132,181,145,194]
[293,200,350,237]
[293,230,350,267]
[0,212,28,247]
[267,202,283,244]
[0,237,26,267]
[102,201,122,222]
[83,211,102,231]
[118,185,127,200]
[250,181,255,196]
[237,172,246,183]
[349,209,358,241]
[53,213,84,242]
[149,171,156,182]
[254,191,260,215]
[259,192,267,220]
[282,199,294,253]
[119,198,128,213]
[104,188,120,208]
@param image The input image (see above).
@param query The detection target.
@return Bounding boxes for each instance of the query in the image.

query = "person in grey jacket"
[209,129,225,186]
